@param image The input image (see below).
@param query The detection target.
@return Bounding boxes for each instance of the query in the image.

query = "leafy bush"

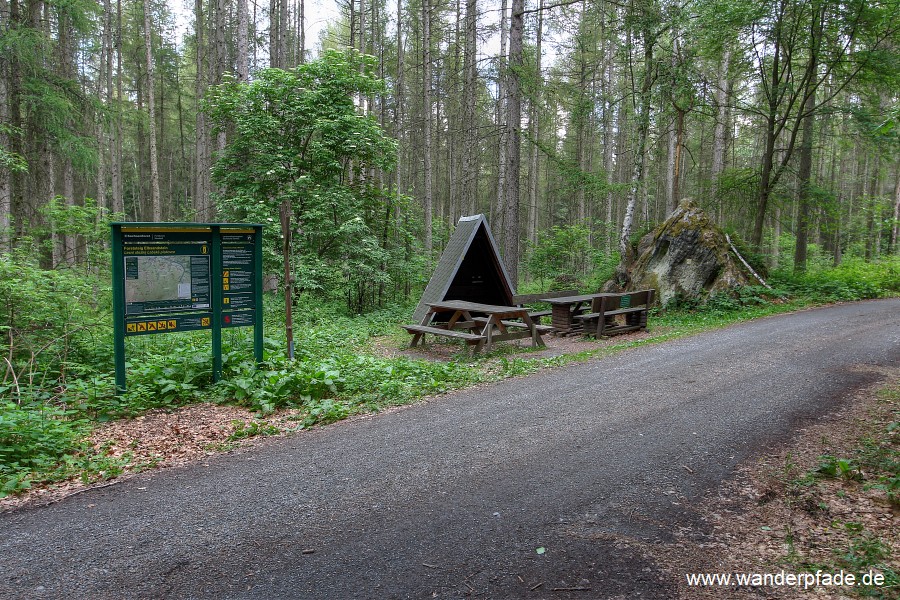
[771,257,898,301]
[0,249,112,393]
[336,353,481,407]
[0,402,88,496]
[217,354,341,415]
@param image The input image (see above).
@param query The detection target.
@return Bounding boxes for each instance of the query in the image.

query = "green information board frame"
[112,223,264,393]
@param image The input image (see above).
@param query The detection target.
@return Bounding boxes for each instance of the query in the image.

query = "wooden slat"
[527,310,552,318]
[602,307,647,316]
[402,325,483,341]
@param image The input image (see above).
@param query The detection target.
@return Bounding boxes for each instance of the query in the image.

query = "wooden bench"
[512,289,578,322]
[471,317,555,334]
[402,324,484,348]
[573,289,655,337]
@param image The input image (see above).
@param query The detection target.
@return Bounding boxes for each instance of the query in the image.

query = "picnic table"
[403,300,548,354]
[545,293,620,333]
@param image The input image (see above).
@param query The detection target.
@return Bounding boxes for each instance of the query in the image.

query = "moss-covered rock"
[607,199,754,305]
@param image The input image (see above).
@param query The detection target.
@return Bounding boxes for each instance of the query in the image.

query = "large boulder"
[606,199,754,305]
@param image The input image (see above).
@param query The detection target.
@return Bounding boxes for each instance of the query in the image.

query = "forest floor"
[2,314,897,598]
[658,372,898,598]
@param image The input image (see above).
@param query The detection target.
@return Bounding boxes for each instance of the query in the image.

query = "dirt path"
[1,299,897,599]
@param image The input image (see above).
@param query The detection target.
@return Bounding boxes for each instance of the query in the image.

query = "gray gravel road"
[2,300,898,599]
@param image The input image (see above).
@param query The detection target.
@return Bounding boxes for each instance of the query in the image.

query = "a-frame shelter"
[413,214,517,323]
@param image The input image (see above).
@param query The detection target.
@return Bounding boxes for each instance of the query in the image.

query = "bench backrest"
[512,289,579,305]
[590,289,655,313]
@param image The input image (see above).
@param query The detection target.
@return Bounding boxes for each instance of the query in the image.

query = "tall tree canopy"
[0,0,897,293]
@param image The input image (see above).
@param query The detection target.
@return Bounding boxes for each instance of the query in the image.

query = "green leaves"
[204,49,409,309]
[217,354,342,416]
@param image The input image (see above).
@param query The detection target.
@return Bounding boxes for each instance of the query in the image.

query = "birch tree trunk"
[602,7,618,254]
[618,26,654,272]
[142,0,161,221]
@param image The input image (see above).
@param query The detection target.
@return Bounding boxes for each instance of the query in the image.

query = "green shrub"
[771,257,898,301]
[0,401,88,496]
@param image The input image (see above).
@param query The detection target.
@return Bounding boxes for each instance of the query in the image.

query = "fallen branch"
[725,234,773,291]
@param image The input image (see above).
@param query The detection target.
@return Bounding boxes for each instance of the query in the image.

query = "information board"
[112,223,264,392]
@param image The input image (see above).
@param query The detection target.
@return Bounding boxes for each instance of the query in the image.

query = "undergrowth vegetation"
[778,383,900,598]
[1,244,898,498]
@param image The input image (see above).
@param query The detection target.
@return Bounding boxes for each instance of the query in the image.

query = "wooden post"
[280,200,295,360]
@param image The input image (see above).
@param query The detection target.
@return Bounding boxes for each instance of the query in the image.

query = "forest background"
[0,0,899,496]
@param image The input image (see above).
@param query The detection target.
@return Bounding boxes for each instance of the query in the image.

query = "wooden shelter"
[412,215,516,323]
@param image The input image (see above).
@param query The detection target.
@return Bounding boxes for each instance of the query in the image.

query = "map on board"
[125,256,192,303]
[124,253,210,314]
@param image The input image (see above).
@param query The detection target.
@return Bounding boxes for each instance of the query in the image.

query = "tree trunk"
[793,92,816,273]
[112,0,123,215]
[194,0,210,220]
[602,8,617,254]
[60,7,76,264]
[394,0,404,206]
[6,0,25,242]
[299,0,305,63]
[96,0,112,216]
[278,0,288,70]
[462,0,477,216]
[269,0,279,68]
[665,116,676,215]
[280,200,295,359]
[422,0,433,256]
[890,162,899,254]
[0,0,11,248]
[143,0,161,221]
[711,48,731,210]
[237,0,249,81]
[619,30,654,271]
[526,0,543,246]
[25,0,54,260]
[865,154,880,262]
[493,0,509,235]
[503,0,524,287]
